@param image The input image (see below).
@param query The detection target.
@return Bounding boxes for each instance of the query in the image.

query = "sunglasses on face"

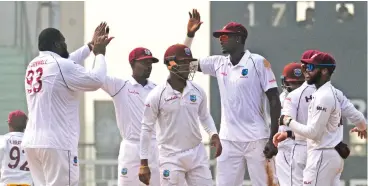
[302,63,335,72]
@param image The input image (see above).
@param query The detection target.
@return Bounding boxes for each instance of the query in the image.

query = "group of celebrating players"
[0,8,366,186]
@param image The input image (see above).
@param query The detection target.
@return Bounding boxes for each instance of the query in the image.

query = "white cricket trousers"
[216,139,278,186]
[303,148,344,186]
[24,148,79,186]
[289,141,308,186]
[275,139,294,186]
[159,143,212,186]
[117,139,160,186]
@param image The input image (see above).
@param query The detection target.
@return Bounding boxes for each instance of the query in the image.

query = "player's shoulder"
[249,51,272,70]
[188,81,206,95]
[146,83,166,99]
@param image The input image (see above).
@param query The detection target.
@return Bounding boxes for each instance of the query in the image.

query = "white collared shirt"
[22,45,106,151]
[289,81,342,149]
[101,76,156,140]
[199,50,278,142]
[140,81,217,158]
[0,132,32,184]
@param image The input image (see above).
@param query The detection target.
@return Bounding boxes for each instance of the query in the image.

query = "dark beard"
[307,70,322,85]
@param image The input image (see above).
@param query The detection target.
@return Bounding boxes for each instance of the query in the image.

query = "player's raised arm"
[62,35,113,91]
[69,22,109,65]
[101,76,127,97]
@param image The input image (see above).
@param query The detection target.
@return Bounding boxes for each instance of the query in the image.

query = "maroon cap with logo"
[301,52,336,65]
[164,44,197,61]
[282,62,304,82]
[7,110,27,125]
[301,49,320,59]
[128,47,159,63]
[213,22,248,38]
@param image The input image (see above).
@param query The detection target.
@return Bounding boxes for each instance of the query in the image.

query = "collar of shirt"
[164,80,195,97]
[128,76,156,89]
[226,50,251,67]
[39,51,61,58]
[315,81,332,92]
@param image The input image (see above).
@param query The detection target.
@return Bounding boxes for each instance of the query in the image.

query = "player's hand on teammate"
[350,127,367,139]
[210,134,222,158]
[89,22,109,48]
[263,140,278,159]
[187,9,203,37]
[272,131,288,147]
[138,165,151,185]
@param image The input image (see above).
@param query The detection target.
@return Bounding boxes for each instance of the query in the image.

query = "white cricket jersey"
[22,45,107,151]
[101,76,156,140]
[283,82,366,142]
[199,50,278,142]
[140,81,217,158]
[278,91,294,147]
[0,132,32,185]
[289,81,342,150]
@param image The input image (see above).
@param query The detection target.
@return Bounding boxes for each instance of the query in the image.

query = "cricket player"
[275,52,367,186]
[274,50,367,186]
[22,23,113,185]
[101,47,160,186]
[0,110,32,185]
[138,44,222,186]
[183,9,281,186]
[276,62,304,186]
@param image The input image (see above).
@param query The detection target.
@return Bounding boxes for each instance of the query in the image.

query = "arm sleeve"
[198,87,218,137]
[280,95,297,132]
[198,56,222,77]
[289,97,332,141]
[0,138,6,168]
[68,45,91,65]
[337,91,367,130]
[256,57,278,92]
[63,54,107,91]
[140,92,159,159]
[101,76,126,97]
[184,36,193,48]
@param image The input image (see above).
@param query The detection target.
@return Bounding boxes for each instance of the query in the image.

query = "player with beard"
[22,23,112,185]
[183,9,280,186]
[139,44,222,186]
[101,47,160,186]
[274,52,367,186]
[276,62,304,186]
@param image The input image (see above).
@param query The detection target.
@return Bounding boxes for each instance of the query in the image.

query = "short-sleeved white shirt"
[0,132,32,184]
[22,46,106,151]
[142,81,210,156]
[101,76,156,140]
[199,50,278,142]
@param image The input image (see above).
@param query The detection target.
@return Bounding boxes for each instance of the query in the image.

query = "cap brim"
[135,56,159,63]
[213,29,237,38]
[178,57,197,62]
[286,78,304,82]
[300,58,318,65]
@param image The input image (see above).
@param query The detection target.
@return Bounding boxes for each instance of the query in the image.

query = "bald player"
[101,47,160,186]
[276,62,304,186]
[139,44,222,186]
[183,9,280,186]
[22,23,112,185]
[0,110,32,185]
[274,52,367,186]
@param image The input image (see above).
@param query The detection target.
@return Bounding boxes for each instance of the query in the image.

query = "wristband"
[286,130,293,138]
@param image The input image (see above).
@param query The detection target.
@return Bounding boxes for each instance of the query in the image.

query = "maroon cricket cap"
[301,52,336,65]
[301,49,320,59]
[7,110,27,125]
[128,47,159,63]
[282,62,304,82]
[213,22,248,38]
[164,44,197,61]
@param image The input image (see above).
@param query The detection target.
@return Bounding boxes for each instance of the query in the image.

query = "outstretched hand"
[187,9,203,37]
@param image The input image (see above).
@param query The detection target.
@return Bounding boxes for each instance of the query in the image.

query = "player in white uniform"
[22,24,112,185]
[138,44,222,186]
[183,9,280,186]
[101,47,160,186]
[274,50,367,186]
[275,52,367,186]
[0,110,32,185]
[276,62,304,186]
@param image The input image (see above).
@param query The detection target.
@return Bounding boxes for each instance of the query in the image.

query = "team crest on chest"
[190,95,197,102]
[241,69,248,76]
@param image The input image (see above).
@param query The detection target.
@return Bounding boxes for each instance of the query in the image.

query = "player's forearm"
[289,120,320,141]
[68,44,91,65]
[140,123,153,160]
[269,99,281,139]
[89,54,107,86]
[184,36,194,48]
[199,116,218,137]
[343,107,366,128]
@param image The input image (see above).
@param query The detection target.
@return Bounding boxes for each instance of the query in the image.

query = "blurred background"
[0,1,366,186]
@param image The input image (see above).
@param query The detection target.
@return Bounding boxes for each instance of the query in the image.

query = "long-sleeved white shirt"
[283,82,366,142]
[22,45,106,151]
[101,76,156,140]
[140,81,217,159]
[289,81,342,149]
